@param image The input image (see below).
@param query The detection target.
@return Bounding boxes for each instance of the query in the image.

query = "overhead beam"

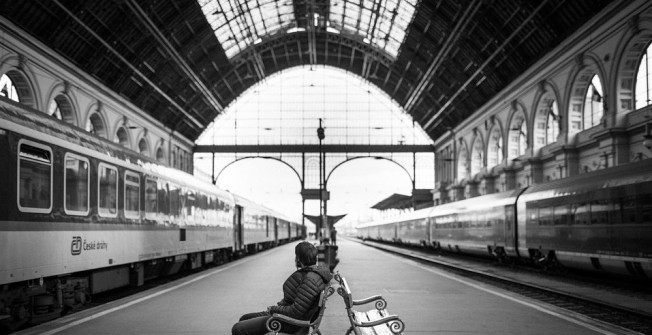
[423,0,551,131]
[50,0,205,129]
[194,144,435,153]
[403,0,482,112]
[125,0,224,115]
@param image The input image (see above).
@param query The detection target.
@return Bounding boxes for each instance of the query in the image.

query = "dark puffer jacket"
[268,264,333,321]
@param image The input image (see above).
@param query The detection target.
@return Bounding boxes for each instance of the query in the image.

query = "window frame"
[145,177,158,219]
[98,163,119,218]
[63,152,90,216]
[17,139,53,214]
[124,170,141,219]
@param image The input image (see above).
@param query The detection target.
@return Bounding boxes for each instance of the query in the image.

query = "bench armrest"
[265,314,312,333]
[352,295,388,310]
[353,314,406,334]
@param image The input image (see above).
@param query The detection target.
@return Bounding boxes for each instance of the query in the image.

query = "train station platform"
[16,238,634,335]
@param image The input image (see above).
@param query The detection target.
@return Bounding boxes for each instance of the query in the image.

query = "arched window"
[545,100,559,145]
[457,146,469,181]
[487,127,503,169]
[86,112,107,138]
[138,138,149,157]
[156,147,166,164]
[0,74,20,102]
[534,93,559,151]
[47,94,76,125]
[583,75,604,129]
[470,137,484,177]
[635,42,652,110]
[508,115,527,160]
[115,127,130,148]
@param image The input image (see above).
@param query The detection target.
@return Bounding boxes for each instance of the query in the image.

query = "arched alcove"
[86,111,107,138]
[115,126,130,148]
[47,93,77,126]
[138,137,150,157]
[533,86,560,153]
[0,67,37,108]
[457,142,469,182]
[156,146,166,164]
[487,124,504,170]
[506,104,528,161]
[568,55,606,136]
[470,134,484,178]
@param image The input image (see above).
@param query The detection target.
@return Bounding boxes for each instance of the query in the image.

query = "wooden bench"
[334,273,405,335]
[265,286,335,335]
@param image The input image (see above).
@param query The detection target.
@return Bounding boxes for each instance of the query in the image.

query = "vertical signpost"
[317,118,326,243]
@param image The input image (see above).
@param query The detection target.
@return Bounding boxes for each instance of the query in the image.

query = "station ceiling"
[1,0,615,142]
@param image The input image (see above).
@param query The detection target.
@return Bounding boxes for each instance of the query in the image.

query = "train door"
[234,205,243,251]
[273,218,279,244]
[504,205,516,256]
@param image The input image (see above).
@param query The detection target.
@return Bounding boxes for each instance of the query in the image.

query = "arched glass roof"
[197,0,418,59]
[195,66,433,147]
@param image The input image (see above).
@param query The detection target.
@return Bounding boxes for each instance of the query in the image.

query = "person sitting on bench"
[232,242,333,335]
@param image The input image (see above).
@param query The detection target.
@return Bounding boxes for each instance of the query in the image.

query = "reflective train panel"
[0,99,304,328]
[358,158,652,278]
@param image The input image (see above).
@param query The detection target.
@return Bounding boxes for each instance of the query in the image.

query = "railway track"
[353,238,652,335]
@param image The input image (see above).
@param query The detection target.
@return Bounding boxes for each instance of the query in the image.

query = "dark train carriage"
[517,158,652,276]
[394,207,431,246]
[429,190,520,258]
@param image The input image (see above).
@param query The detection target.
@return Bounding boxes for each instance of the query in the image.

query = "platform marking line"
[35,253,264,335]
[384,252,641,335]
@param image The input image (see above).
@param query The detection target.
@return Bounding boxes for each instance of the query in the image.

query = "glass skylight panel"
[196,66,433,148]
[198,0,295,59]
[330,0,416,59]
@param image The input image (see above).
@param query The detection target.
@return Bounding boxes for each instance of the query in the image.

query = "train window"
[638,192,652,224]
[17,140,52,213]
[553,205,569,225]
[526,205,538,226]
[124,171,140,219]
[64,153,89,216]
[539,207,553,226]
[158,182,169,216]
[572,202,590,225]
[145,178,157,218]
[590,200,611,225]
[610,200,622,225]
[186,192,195,217]
[169,184,180,219]
[98,164,118,217]
[622,195,637,224]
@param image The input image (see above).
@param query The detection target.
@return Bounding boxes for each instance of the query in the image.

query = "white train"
[0,99,304,330]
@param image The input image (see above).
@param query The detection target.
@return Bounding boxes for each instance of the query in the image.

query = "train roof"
[521,158,652,199]
[429,189,523,217]
[356,188,522,229]
[230,192,296,222]
[356,206,433,229]
[0,99,234,204]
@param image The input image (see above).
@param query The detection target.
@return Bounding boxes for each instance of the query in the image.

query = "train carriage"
[393,207,431,246]
[357,157,652,278]
[232,194,276,253]
[429,190,521,258]
[0,99,301,328]
[517,158,652,276]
